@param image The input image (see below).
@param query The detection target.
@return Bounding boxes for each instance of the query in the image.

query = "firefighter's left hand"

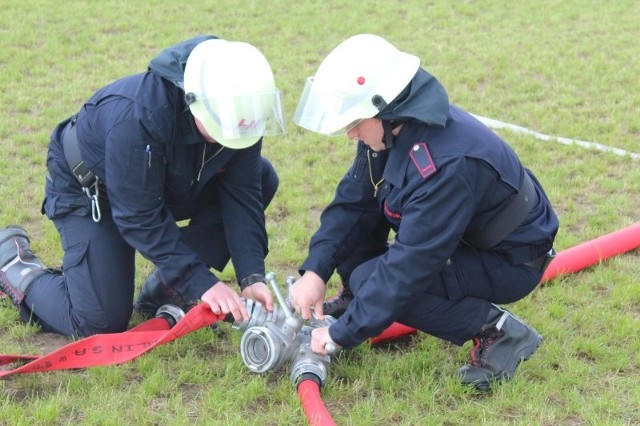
[241,282,275,312]
[311,326,341,356]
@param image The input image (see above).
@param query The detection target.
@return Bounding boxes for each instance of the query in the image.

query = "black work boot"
[0,225,46,308]
[323,285,354,319]
[457,305,542,391]
[133,268,197,319]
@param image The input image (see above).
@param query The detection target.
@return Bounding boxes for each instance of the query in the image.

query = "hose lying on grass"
[297,374,337,426]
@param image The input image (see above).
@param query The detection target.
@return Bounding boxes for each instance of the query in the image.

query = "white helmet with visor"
[184,39,285,149]
[293,34,420,136]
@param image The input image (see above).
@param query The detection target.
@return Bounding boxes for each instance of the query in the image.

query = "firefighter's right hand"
[289,271,326,321]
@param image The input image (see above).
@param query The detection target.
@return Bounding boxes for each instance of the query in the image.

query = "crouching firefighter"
[1,35,286,337]
[288,34,559,391]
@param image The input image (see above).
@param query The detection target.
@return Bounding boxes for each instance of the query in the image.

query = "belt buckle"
[540,248,556,273]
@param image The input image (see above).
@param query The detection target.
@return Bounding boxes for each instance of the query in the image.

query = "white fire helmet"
[184,39,285,149]
[293,34,420,136]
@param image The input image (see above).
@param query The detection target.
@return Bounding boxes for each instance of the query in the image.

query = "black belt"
[464,172,538,250]
[62,117,97,188]
[60,116,103,222]
[524,248,556,273]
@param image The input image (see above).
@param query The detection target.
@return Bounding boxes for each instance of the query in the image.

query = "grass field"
[1,1,639,425]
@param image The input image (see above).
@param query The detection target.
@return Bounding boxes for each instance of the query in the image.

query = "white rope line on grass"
[471,113,640,161]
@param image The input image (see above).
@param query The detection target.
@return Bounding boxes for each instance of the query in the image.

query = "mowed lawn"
[1,1,638,425]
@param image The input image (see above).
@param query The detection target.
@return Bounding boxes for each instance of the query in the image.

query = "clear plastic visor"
[195,89,286,140]
[293,77,365,136]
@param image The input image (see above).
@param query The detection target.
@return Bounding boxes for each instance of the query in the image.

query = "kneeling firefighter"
[289,34,559,391]
[1,35,285,337]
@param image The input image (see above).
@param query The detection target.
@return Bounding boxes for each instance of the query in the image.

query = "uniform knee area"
[347,254,386,295]
[72,310,131,337]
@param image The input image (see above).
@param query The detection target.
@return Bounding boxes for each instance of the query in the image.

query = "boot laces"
[469,327,503,366]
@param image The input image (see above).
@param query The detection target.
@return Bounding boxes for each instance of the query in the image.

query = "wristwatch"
[239,273,266,290]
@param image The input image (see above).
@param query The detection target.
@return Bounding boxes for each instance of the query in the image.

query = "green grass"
[1,1,639,425]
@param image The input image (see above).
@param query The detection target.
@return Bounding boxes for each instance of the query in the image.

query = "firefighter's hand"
[241,282,274,312]
[289,271,326,320]
[311,326,341,356]
[201,282,249,322]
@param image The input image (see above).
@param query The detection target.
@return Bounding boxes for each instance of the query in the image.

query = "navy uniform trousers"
[24,159,278,337]
[339,223,545,345]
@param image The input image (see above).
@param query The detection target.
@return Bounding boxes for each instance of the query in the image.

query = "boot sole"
[0,225,28,245]
[1,226,30,267]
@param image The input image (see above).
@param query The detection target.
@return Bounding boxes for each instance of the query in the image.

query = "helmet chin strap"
[381,119,404,149]
[372,94,402,149]
[382,120,395,149]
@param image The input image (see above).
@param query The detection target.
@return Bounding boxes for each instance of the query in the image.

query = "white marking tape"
[471,114,640,161]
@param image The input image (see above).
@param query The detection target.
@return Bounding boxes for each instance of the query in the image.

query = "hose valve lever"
[324,342,337,355]
[266,272,293,317]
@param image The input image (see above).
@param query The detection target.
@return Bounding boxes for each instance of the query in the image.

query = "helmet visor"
[192,89,286,143]
[293,77,365,136]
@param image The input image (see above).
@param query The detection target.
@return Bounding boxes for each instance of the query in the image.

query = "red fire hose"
[297,378,337,426]
[0,304,224,377]
[540,223,640,281]
[370,223,640,344]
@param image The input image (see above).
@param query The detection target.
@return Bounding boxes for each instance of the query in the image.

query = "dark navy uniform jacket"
[42,39,268,301]
[300,70,559,349]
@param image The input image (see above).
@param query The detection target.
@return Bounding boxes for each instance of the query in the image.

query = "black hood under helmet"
[376,68,450,128]
[148,34,218,89]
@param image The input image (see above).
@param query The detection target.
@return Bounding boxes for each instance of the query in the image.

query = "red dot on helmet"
[357,76,365,85]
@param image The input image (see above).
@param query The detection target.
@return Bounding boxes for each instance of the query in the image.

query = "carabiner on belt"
[83,178,102,223]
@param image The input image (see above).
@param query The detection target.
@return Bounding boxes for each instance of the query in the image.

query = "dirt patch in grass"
[27,331,71,355]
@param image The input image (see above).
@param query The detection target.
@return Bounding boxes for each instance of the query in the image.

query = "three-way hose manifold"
[234,272,337,386]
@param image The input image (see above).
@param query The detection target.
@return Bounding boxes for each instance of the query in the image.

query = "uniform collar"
[382,122,419,187]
